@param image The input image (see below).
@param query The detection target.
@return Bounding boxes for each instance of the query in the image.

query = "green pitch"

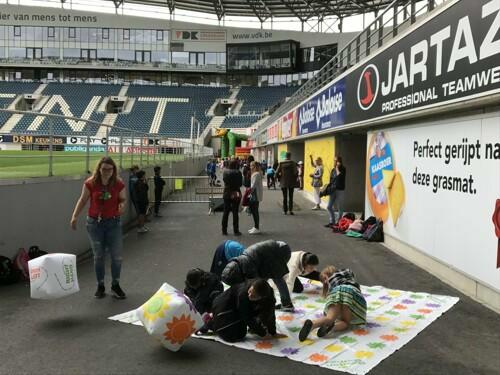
[0,151,184,179]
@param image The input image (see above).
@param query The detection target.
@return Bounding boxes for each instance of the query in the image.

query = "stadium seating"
[11,83,121,135]
[221,115,261,129]
[0,82,298,137]
[237,86,298,114]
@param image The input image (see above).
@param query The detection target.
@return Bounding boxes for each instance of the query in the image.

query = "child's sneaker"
[299,319,313,342]
[317,322,335,338]
[137,227,148,234]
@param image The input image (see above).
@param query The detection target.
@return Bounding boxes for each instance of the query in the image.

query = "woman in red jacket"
[70,157,127,299]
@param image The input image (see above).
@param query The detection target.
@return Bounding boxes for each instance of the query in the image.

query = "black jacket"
[222,240,291,285]
[223,169,243,199]
[330,165,346,191]
[211,280,276,337]
[183,271,223,314]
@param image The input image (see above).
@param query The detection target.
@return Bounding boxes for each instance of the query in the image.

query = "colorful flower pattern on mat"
[292,308,306,315]
[142,291,171,322]
[367,342,386,349]
[287,326,301,333]
[355,351,374,359]
[393,304,407,310]
[401,299,416,304]
[417,308,433,314]
[304,304,318,309]
[255,341,273,349]
[163,314,196,345]
[281,347,300,355]
[366,288,379,293]
[388,290,401,297]
[393,327,408,333]
[300,339,315,346]
[380,334,398,341]
[426,303,441,308]
[385,310,400,316]
[315,298,326,304]
[309,353,329,363]
[294,295,308,300]
[400,320,417,327]
[325,344,344,353]
[339,336,357,344]
[410,294,425,299]
[314,312,325,319]
[366,322,381,328]
[375,315,390,322]
[353,329,369,336]
[379,296,392,301]
[410,314,425,320]
[277,314,294,321]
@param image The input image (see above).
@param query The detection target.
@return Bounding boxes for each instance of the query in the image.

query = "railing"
[0,108,213,179]
[149,175,224,214]
[0,58,227,73]
[255,0,449,134]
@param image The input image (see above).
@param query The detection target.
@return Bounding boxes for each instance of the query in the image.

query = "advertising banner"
[298,79,345,136]
[266,122,279,143]
[280,111,294,140]
[64,145,106,152]
[10,135,66,145]
[365,111,500,290]
[346,0,500,124]
[172,30,226,42]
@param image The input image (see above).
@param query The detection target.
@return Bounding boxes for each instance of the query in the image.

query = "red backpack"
[332,218,353,233]
[13,248,30,281]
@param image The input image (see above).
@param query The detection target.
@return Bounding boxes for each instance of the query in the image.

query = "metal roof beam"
[247,0,273,23]
[213,0,225,20]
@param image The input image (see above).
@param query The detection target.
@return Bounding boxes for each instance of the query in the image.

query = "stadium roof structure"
[105,0,407,22]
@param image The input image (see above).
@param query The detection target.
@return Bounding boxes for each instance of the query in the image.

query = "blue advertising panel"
[298,79,345,135]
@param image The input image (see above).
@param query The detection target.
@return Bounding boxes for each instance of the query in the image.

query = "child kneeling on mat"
[299,266,367,341]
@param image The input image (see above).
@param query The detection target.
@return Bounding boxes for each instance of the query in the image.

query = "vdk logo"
[357,64,379,111]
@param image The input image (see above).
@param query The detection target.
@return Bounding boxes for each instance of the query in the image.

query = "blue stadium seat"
[237,86,298,114]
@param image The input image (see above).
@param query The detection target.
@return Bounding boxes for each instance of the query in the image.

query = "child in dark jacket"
[204,279,278,342]
[134,170,149,233]
[153,166,165,217]
[183,268,224,315]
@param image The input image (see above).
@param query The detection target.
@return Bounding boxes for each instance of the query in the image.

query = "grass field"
[0,151,185,179]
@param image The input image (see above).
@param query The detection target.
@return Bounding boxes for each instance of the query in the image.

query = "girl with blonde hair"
[299,265,366,341]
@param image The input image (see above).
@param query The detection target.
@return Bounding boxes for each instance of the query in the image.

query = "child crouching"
[299,266,367,341]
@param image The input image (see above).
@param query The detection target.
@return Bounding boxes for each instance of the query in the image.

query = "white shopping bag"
[28,253,79,299]
[136,282,203,352]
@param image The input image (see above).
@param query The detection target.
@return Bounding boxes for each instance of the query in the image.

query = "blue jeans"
[86,216,123,286]
[273,277,292,307]
[327,190,345,224]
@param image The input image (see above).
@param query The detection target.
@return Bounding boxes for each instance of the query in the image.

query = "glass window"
[152,51,168,63]
[123,29,130,40]
[80,28,89,43]
[102,28,109,40]
[189,52,197,65]
[156,30,163,41]
[25,27,34,41]
[97,49,114,60]
[63,48,80,58]
[69,27,76,38]
[205,52,216,65]
[9,48,25,58]
[117,50,134,61]
[14,26,21,37]
[89,28,97,43]
[44,48,59,59]
[172,52,189,64]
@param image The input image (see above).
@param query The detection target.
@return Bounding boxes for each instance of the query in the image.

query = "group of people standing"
[183,238,366,343]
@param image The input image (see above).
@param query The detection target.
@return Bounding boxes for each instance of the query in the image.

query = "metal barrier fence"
[149,175,224,214]
[0,109,213,179]
[256,0,449,133]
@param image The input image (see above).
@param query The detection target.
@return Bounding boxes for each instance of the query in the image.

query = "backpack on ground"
[343,212,356,221]
[13,248,30,281]
[363,219,384,242]
[0,255,19,285]
[28,246,48,260]
[333,217,353,233]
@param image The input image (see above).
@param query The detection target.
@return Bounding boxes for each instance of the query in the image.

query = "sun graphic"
[142,290,172,323]
[163,314,197,345]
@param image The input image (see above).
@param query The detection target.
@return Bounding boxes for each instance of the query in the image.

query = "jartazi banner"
[298,79,345,136]
[346,0,500,123]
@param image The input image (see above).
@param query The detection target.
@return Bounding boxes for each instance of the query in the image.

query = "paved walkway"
[1,187,499,375]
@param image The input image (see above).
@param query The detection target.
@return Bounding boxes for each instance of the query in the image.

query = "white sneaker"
[312,205,320,210]
[137,227,148,233]
[249,228,261,234]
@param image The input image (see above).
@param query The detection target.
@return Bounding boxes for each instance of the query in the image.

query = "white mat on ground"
[108,278,458,375]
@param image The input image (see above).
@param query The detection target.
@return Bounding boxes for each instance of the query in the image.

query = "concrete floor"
[1,188,499,375]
